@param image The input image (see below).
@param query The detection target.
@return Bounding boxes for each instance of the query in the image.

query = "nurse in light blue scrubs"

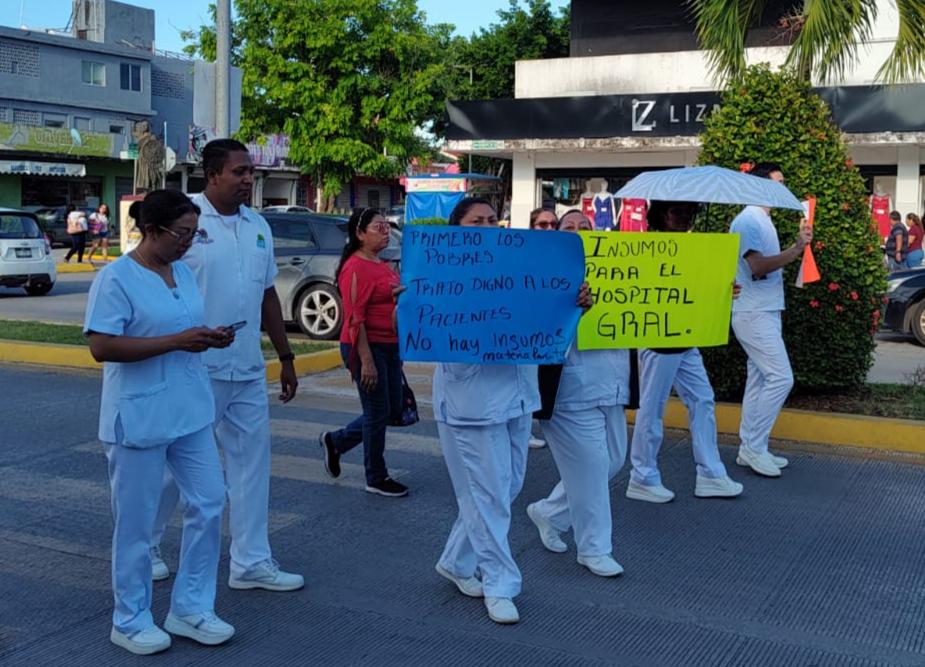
[85,191,234,656]
[432,198,592,625]
[526,210,630,578]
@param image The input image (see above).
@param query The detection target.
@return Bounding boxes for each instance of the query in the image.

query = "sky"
[1,0,570,53]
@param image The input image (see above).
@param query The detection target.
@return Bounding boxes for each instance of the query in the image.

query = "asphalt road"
[0,273,921,383]
[2,362,925,666]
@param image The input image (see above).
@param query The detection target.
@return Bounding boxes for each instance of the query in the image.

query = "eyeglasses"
[365,223,391,233]
[159,226,208,242]
[533,221,555,230]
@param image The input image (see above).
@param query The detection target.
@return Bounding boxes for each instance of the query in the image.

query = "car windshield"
[0,214,41,239]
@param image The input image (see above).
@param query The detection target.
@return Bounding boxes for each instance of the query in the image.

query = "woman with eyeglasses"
[432,197,592,625]
[319,208,408,497]
[529,206,558,231]
[84,190,236,655]
[525,208,630,578]
[626,201,744,504]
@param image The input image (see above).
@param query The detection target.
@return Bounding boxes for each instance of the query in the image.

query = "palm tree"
[689,0,925,83]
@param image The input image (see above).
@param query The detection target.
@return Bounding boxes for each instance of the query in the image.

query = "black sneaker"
[365,477,409,497]
[319,432,341,478]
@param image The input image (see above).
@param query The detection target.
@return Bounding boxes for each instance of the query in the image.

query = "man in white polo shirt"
[151,139,303,591]
[730,163,812,478]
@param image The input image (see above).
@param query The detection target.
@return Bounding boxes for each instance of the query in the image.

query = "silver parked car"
[262,205,315,214]
[264,213,400,340]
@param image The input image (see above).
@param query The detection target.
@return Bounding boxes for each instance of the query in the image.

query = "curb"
[56,262,97,274]
[626,398,925,456]
[0,339,343,383]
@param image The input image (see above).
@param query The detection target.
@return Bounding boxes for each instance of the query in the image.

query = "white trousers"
[532,405,627,557]
[731,311,794,455]
[437,414,531,599]
[154,377,272,578]
[630,348,728,486]
[106,425,225,633]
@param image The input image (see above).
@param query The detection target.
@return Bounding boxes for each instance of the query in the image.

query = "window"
[13,109,39,126]
[0,215,41,240]
[120,63,141,91]
[81,61,105,86]
[109,124,124,135]
[73,117,91,132]
[43,115,65,128]
[267,218,317,250]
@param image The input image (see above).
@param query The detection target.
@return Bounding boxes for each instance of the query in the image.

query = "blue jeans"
[905,248,923,268]
[331,343,402,484]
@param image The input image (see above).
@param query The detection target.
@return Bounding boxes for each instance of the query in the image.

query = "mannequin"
[870,185,892,243]
[618,198,648,232]
[580,181,596,225]
[592,181,617,231]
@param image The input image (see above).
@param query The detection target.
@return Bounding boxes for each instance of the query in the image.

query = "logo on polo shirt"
[256,233,266,249]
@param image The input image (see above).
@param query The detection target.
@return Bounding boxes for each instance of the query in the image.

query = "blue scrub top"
[554,348,630,412]
[433,363,540,426]
[84,256,216,448]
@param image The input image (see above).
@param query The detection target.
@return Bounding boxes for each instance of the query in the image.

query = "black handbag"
[391,372,420,427]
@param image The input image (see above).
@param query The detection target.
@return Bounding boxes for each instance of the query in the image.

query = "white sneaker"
[228,558,304,591]
[577,554,624,577]
[769,451,789,469]
[526,502,567,553]
[110,625,171,655]
[435,563,483,598]
[485,596,519,624]
[695,475,744,498]
[164,611,234,645]
[625,478,675,503]
[528,437,547,449]
[150,546,169,582]
[736,447,782,477]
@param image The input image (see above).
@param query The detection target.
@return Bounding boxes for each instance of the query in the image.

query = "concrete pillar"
[895,145,921,216]
[510,152,536,229]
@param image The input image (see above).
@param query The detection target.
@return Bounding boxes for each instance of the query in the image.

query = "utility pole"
[216,0,231,137]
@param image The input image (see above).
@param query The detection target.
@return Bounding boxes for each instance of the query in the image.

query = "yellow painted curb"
[0,339,344,381]
[265,347,342,382]
[627,397,925,455]
[56,262,97,274]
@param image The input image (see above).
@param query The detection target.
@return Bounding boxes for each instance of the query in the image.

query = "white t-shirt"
[730,206,785,312]
[183,193,278,382]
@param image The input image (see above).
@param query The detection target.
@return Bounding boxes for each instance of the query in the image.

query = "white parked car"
[0,208,56,295]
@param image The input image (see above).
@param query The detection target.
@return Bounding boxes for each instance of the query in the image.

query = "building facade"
[446,0,925,228]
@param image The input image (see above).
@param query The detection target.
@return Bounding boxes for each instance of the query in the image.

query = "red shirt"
[909,223,924,251]
[338,254,399,344]
[620,198,648,232]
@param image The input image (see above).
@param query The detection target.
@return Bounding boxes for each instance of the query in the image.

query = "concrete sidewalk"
[2,363,925,666]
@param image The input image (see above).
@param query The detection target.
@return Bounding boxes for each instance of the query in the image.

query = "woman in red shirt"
[319,208,408,497]
[906,213,924,268]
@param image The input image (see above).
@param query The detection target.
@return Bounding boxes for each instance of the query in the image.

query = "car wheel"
[296,284,341,340]
[24,282,54,296]
[911,300,925,346]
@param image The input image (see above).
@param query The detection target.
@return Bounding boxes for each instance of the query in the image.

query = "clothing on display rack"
[619,199,648,232]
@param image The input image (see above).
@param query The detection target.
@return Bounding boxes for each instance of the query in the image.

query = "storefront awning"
[0,160,86,177]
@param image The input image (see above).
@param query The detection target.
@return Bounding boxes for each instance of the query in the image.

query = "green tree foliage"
[182,0,452,209]
[696,65,886,398]
[690,0,925,84]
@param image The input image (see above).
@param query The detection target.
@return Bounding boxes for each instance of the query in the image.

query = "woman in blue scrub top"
[85,191,235,655]
[526,210,630,578]
[432,198,591,625]
[626,201,744,504]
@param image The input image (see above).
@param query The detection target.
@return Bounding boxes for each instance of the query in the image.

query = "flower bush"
[696,65,886,398]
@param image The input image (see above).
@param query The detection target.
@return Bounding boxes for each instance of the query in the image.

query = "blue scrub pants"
[154,377,273,579]
[437,414,531,599]
[731,311,794,455]
[630,348,728,487]
[105,425,225,634]
[532,406,626,557]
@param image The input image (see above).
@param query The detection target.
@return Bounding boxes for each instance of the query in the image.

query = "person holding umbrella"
[729,163,812,477]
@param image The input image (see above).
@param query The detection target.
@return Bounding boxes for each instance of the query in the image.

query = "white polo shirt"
[730,205,785,313]
[184,193,278,382]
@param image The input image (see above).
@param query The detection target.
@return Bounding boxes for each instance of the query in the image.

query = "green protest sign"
[577,232,739,349]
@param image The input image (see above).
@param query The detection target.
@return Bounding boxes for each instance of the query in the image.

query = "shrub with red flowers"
[697,65,886,398]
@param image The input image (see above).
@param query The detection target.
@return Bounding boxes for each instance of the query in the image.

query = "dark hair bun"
[128,201,141,222]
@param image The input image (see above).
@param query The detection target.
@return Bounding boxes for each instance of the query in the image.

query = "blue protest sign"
[397,226,585,364]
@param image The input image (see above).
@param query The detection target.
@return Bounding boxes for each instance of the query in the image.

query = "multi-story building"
[446,0,925,227]
[0,0,251,224]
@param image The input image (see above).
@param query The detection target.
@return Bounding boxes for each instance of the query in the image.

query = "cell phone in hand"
[226,320,247,332]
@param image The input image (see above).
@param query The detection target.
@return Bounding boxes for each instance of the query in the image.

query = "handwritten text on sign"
[398,226,585,364]
[577,232,739,349]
